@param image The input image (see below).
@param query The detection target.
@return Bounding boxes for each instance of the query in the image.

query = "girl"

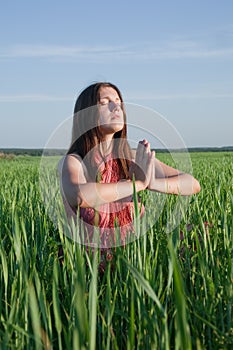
[59,82,200,250]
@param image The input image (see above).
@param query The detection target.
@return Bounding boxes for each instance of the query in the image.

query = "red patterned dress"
[61,152,144,249]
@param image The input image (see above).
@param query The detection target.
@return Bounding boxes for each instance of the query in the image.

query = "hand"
[129,139,155,190]
[147,152,157,190]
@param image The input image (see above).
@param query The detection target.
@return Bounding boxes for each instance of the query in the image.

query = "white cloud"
[0,40,233,62]
[1,91,233,103]
[125,91,233,101]
[0,44,131,60]
[0,94,73,102]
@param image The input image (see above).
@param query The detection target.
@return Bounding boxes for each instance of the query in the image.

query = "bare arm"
[131,140,200,195]
[60,151,153,208]
[148,155,201,195]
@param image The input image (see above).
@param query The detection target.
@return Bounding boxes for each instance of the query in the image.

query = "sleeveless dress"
[60,153,144,249]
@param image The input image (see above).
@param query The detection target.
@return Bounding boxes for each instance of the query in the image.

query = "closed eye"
[99,99,122,108]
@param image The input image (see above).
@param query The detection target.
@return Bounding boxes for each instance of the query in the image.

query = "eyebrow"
[99,95,120,100]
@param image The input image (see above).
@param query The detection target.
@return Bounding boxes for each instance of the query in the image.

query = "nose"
[109,101,120,112]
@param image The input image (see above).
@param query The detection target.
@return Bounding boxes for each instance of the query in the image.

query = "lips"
[111,113,121,119]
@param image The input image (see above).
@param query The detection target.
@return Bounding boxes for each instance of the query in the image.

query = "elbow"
[77,190,87,208]
[77,186,95,208]
[193,179,201,194]
[178,177,201,196]
[63,186,85,208]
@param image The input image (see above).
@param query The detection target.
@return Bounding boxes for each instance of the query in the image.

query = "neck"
[100,137,114,157]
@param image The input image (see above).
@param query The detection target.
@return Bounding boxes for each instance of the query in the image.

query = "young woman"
[59,82,200,249]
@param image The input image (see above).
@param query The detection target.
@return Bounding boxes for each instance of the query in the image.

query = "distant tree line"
[0,149,67,156]
[0,146,233,157]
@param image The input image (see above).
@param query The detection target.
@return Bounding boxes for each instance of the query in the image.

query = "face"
[97,86,124,138]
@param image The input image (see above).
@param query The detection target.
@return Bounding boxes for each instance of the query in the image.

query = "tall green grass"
[0,153,232,349]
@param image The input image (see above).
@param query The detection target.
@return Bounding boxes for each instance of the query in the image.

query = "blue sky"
[0,0,233,148]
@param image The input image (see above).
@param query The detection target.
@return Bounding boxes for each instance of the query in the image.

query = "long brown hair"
[67,82,132,179]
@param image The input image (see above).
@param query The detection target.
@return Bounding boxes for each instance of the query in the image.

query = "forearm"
[148,174,201,196]
[69,180,145,208]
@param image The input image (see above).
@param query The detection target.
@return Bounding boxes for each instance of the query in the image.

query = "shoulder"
[57,154,81,172]
[57,154,87,181]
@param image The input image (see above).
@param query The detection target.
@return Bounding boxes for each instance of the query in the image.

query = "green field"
[0,152,232,349]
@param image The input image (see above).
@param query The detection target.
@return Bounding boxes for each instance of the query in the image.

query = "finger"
[139,139,149,151]
[143,142,151,157]
[139,139,148,147]
[151,150,155,158]
[136,140,151,171]
[136,141,145,162]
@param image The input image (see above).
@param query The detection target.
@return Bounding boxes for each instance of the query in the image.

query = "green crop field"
[0,152,232,349]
